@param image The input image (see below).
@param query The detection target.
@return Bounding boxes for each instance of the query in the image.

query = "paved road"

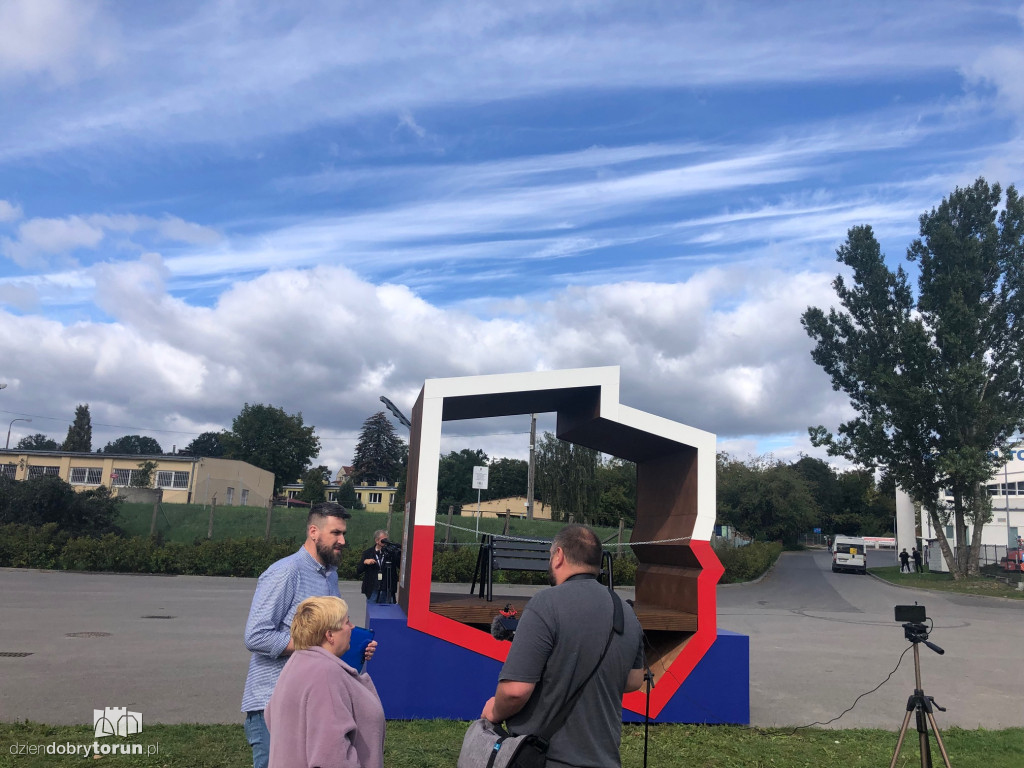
[717,548,1024,729]
[0,550,1020,729]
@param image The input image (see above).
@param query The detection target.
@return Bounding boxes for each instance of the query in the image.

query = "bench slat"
[493,556,551,571]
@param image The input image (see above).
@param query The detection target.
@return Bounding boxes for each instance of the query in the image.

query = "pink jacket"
[265,646,385,768]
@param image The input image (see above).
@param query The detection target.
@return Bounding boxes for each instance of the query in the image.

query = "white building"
[898,446,1024,571]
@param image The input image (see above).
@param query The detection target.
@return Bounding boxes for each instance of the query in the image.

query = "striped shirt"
[241,547,340,712]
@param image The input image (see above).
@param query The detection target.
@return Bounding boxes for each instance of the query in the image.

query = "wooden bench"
[471,534,615,601]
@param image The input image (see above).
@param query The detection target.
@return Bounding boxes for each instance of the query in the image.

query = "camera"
[894,604,926,623]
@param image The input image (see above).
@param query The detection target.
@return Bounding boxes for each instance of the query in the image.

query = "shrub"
[0,522,70,568]
[431,544,480,582]
[0,476,121,535]
[713,540,783,583]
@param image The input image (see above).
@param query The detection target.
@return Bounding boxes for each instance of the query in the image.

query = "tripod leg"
[889,709,915,768]
[924,710,953,768]
[916,707,933,768]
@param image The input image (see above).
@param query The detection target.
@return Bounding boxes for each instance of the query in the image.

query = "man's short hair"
[553,524,602,571]
[307,502,351,527]
[373,529,388,543]
[290,596,349,650]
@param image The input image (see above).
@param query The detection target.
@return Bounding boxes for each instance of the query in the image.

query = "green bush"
[713,539,783,583]
[431,544,480,582]
[0,522,70,568]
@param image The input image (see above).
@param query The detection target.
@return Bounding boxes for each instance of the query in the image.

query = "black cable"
[632,626,915,740]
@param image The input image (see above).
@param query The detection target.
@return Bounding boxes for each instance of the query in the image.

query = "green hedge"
[1,522,743,587]
[713,539,783,583]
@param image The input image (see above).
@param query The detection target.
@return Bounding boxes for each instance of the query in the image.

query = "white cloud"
[0,0,113,83]
[0,1,1011,158]
[0,258,850,473]
[0,212,221,269]
[2,216,104,268]
[0,200,22,223]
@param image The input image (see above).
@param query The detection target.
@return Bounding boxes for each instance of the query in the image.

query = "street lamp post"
[6,418,32,450]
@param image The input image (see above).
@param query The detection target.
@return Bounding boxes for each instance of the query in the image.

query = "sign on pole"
[472,466,489,490]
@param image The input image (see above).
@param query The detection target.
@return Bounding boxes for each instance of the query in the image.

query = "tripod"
[889,622,952,768]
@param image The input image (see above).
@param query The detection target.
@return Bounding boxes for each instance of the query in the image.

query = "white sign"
[472,465,489,490]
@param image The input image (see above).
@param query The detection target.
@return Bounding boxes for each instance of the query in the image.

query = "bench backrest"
[491,538,551,572]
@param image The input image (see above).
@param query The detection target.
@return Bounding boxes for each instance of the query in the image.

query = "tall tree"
[16,434,59,451]
[716,453,818,546]
[336,479,364,510]
[595,457,637,526]
[484,457,529,501]
[535,432,601,523]
[183,431,226,457]
[802,178,1024,578]
[436,448,489,513]
[351,412,406,484]
[298,465,330,504]
[103,435,164,455]
[222,403,320,494]
[62,404,92,452]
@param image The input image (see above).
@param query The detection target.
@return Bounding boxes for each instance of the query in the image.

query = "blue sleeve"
[244,564,297,658]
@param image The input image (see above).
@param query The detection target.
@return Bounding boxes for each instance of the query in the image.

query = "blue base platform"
[365,603,749,724]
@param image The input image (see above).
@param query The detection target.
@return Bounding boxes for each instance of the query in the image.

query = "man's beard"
[548,564,556,587]
[317,540,342,566]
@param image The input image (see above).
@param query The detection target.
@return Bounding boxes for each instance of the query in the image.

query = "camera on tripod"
[889,604,951,768]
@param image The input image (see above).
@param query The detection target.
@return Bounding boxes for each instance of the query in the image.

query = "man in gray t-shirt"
[481,525,645,768]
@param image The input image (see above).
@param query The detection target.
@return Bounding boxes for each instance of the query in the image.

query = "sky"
[1,0,1023,477]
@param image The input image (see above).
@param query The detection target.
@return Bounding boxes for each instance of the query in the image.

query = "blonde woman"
[265,597,384,768]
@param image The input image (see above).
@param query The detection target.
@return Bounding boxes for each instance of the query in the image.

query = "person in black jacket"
[357,530,399,604]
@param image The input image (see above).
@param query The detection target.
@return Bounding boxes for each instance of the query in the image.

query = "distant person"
[265,596,385,768]
[241,502,376,768]
[912,547,923,573]
[899,548,911,572]
[357,530,399,605]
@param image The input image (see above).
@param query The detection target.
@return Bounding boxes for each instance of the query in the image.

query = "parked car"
[832,535,867,574]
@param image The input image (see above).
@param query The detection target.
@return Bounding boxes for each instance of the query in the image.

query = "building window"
[945,525,954,538]
[156,471,190,489]
[226,487,234,505]
[111,469,136,487]
[327,491,337,502]
[356,492,362,502]
[368,492,383,504]
[70,467,103,485]
[1,464,16,479]
[28,466,60,478]
[241,489,249,506]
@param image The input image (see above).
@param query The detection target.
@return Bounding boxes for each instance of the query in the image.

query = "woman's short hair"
[290,596,349,650]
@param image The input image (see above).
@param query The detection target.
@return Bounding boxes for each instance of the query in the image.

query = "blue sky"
[1,0,1023,474]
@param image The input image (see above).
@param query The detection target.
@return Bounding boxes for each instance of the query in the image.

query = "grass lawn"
[1,721,1020,767]
[869,565,1024,600]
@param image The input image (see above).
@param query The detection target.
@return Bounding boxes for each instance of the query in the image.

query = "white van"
[832,535,867,574]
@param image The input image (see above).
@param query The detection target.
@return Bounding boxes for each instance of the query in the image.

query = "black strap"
[535,589,624,743]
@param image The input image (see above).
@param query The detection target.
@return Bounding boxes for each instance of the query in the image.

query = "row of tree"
[17,403,320,495]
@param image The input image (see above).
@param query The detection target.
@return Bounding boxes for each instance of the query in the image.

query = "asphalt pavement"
[0,548,1020,729]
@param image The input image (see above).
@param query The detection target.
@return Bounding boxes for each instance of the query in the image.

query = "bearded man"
[241,502,356,768]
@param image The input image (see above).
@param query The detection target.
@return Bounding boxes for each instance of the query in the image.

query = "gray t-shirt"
[499,575,644,768]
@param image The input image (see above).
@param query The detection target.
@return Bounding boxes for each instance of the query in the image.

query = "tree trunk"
[951,492,970,579]
[927,507,960,579]
[967,486,986,577]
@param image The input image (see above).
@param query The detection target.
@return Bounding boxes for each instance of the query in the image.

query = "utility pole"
[526,413,536,520]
